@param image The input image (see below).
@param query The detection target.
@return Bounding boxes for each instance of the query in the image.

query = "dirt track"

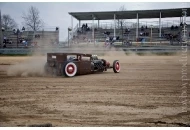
[0,55,190,126]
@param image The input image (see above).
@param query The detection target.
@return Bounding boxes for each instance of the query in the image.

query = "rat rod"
[44,53,120,77]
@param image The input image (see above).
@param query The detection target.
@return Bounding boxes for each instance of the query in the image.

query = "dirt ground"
[0,54,190,126]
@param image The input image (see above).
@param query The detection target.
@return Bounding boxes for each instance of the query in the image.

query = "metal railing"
[1,46,190,55]
[75,20,190,30]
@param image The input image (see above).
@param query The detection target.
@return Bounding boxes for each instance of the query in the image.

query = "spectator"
[175,26,178,30]
[145,26,148,29]
[171,25,174,30]
[104,31,110,36]
[180,22,183,27]
[141,38,145,45]
[35,34,40,38]
[22,26,25,31]
[3,38,6,48]
[22,39,26,44]
[22,40,28,47]
[116,36,120,40]
[77,28,82,34]
[3,36,7,43]
[125,28,130,33]
[2,27,5,32]
[141,26,144,31]
[86,27,90,31]
[55,27,59,31]
[19,38,23,43]
[147,32,149,36]
[127,28,130,32]
[82,24,85,30]
[3,43,6,48]
[106,31,110,35]
[13,29,17,34]
[9,40,12,44]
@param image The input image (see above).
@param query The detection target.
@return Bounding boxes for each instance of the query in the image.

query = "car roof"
[47,53,92,57]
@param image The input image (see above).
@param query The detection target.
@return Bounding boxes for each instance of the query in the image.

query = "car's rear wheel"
[63,62,77,77]
[113,60,120,73]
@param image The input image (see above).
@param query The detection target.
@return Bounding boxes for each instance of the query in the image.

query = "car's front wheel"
[113,60,120,73]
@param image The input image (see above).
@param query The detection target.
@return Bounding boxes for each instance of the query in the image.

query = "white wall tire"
[64,62,77,77]
[113,60,120,73]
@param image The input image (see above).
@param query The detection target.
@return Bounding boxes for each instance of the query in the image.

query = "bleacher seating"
[72,24,190,44]
[1,30,59,48]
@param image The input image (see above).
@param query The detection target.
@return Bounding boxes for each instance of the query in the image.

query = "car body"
[44,53,120,77]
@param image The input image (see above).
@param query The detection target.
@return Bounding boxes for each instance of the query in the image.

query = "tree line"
[1,6,44,32]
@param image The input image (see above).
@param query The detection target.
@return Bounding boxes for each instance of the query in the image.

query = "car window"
[67,55,77,60]
[81,56,90,61]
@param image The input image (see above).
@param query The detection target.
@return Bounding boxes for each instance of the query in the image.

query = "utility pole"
[121,21,123,46]
[16,29,19,48]
[68,29,69,47]
[92,15,95,46]
[68,27,72,47]
[150,25,153,45]
[0,10,2,48]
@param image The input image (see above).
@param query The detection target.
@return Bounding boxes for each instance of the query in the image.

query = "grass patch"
[0,54,33,56]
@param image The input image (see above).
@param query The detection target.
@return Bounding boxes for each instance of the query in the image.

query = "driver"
[77,55,81,61]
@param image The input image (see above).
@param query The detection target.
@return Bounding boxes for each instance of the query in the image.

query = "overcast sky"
[0,2,190,41]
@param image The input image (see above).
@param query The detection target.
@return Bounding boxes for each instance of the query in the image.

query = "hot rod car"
[44,53,120,77]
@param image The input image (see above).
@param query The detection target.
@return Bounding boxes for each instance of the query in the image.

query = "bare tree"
[22,6,44,31]
[115,5,127,45]
[1,14,18,30]
[116,5,127,29]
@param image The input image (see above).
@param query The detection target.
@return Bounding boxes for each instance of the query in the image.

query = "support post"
[114,14,116,38]
[16,29,19,48]
[136,13,139,40]
[150,25,153,45]
[121,21,123,45]
[159,12,162,37]
[92,16,95,45]
[68,29,69,47]
[98,20,99,29]
[118,19,119,29]
[180,17,182,23]
[71,15,73,39]
[79,20,81,28]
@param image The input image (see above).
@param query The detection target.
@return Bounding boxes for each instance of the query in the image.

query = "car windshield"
[91,55,98,60]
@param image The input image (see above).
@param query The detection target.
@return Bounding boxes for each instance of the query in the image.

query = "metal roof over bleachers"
[69,7,190,20]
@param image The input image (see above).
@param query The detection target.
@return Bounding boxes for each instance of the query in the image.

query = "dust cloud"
[7,56,46,77]
[6,42,136,77]
[8,40,177,77]
[6,37,51,77]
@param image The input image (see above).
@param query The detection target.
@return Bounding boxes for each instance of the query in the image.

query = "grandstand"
[0,7,190,55]
[0,27,59,48]
[68,7,190,46]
